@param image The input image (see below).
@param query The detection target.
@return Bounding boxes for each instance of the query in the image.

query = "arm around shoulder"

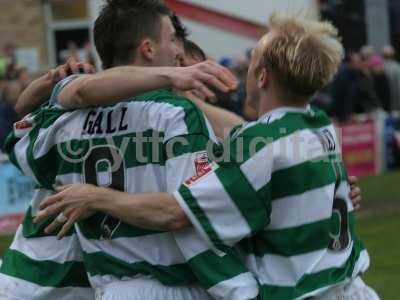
[93,188,190,231]
[58,66,175,109]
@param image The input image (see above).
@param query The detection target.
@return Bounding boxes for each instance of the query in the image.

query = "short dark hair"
[184,40,206,61]
[94,0,171,69]
[170,13,189,42]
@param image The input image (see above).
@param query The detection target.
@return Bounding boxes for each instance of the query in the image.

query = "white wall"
[89,0,319,24]
[183,0,319,24]
[182,18,256,60]
[180,0,319,60]
[88,0,103,19]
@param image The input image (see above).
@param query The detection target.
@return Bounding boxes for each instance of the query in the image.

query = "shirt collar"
[258,105,312,123]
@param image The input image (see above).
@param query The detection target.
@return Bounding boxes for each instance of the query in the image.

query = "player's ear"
[258,67,268,89]
[138,39,156,62]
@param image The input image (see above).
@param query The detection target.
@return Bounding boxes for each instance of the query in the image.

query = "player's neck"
[258,92,308,118]
[130,57,154,67]
[257,92,282,118]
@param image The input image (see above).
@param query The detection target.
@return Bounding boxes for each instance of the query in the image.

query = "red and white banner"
[338,120,378,177]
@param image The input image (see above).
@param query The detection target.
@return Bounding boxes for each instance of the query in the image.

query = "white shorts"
[316,277,380,300]
[95,277,212,300]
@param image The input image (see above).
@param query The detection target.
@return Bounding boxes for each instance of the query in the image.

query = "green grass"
[0,171,399,299]
[0,235,13,256]
[357,213,400,300]
[358,171,400,203]
[356,170,400,300]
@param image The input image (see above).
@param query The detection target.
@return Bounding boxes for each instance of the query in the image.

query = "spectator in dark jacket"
[383,46,400,111]
[0,82,19,149]
[330,52,378,121]
[368,54,392,112]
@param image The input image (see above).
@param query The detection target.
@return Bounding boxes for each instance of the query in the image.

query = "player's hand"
[46,57,95,84]
[33,184,100,239]
[169,60,238,99]
[348,176,361,210]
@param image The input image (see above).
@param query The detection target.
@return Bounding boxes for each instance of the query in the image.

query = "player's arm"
[34,158,266,250]
[186,95,244,138]
[35,171,362,238]
[106,190,188,230]
[35,133,363,243]
[15,73,53,116]
[57,60,237,107]
[36,127,269,248]
[14,58,94,116]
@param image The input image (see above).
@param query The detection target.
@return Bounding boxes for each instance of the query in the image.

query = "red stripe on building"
[165,0,265,39]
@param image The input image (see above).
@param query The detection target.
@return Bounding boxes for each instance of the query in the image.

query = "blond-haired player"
[37,13,377,300]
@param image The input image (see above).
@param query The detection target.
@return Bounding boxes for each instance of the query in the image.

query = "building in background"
[0,0,46,74]
[1,0,399,72]
[0,0,318,72]
[0,0,91,74]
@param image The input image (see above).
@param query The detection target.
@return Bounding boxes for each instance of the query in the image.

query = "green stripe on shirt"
[258,240,364,300]
[258,154,341,201]
[188,249,251,289]
[0,249,90,288]
[239,212,356,257]
[230,111,332,163]
[178,184,225,249]
[215,162,270,234]
[83,251,196,286]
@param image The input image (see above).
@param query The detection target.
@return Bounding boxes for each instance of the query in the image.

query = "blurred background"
[0,0,399,298]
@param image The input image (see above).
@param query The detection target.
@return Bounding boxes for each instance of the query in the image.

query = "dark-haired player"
[0,1,257,299]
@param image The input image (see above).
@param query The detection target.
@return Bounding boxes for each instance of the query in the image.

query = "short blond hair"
[255,12,344,100]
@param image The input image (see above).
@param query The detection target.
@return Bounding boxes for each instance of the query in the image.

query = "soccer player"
[1,1,260,299]
[0,67,95,299]
[37,13,378,300]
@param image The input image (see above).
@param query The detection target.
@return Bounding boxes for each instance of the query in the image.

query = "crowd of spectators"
[0,44,29,149]
[213,45,400,123]
[58,40,96,66]
[318,45,400,122]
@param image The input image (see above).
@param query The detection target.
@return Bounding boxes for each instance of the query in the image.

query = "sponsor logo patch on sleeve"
[15,119,33,130]
[184,151,218,187]
[14,115,34,138]
[194,151,210,176]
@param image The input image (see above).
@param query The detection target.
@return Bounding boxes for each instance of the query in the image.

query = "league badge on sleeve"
[194,151,210,176]
[185,151,218,187]
[14,115,34,138]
